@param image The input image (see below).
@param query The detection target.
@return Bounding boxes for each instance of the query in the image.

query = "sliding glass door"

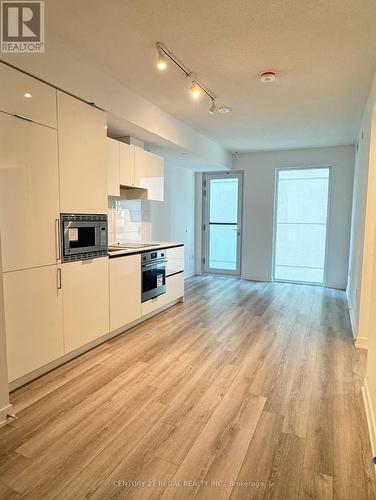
[273,167,330,285]
[202,172,243,276]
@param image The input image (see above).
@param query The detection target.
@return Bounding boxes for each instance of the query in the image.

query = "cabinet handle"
[57,268,62,290]
[55,219,61,261]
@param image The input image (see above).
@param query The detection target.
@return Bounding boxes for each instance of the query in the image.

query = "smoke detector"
[260,71,276,83]
[218,106,231,114]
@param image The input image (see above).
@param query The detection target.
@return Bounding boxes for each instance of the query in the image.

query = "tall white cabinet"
[0,112,60,272]
[57,91,108,214]
[0,64,110,384]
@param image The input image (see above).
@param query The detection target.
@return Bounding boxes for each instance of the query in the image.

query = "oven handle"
[142,259,168,268]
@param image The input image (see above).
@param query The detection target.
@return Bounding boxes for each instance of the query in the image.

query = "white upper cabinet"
[57,91,107,214]
[109,254,141,331]
[4,265,64,382]
[0,63,57,129]
[0,112,60,272]
[134,147,164,201]
[119,142,135,187]
[62,258,109,353]
[107,137,120,197]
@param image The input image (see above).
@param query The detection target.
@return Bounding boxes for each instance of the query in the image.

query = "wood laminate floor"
[0,276,375,499]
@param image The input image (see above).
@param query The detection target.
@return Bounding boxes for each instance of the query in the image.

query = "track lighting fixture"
[209,100,217,115]
[155,42,230,114]
[190,81,201,99]
[156,46,167,71]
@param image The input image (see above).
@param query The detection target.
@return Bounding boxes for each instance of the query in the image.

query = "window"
[273,167,330,284]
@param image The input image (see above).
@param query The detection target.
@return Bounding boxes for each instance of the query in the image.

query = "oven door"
[141,260,167,302]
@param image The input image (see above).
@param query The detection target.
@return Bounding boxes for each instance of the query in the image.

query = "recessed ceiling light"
[218,106,231,114]
[24,92,32,98]
[260,71,276,83]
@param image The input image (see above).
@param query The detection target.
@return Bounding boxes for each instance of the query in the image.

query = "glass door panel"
[203,172,243,275]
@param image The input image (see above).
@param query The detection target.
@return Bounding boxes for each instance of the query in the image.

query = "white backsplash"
[108,199,152,246]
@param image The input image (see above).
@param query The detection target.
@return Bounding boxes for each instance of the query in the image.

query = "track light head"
[156,45,167,71]
[190,81,201,99]
[209,101,217,115]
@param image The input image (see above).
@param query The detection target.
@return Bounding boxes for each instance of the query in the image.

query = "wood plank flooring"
[0,276,375,499]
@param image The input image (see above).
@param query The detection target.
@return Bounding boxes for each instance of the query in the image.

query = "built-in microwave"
[60,213,108,262]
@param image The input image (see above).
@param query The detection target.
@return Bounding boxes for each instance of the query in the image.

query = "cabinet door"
[0,112,60,272]
[57,92,107,213]
[109,254,141,331]
[0,63,57,128]
[134,147,164,201]
[62,258,109,352]
[3,265,64,382]
[166,246,185,274]
[107,138,120,197]
[119,142,135,187]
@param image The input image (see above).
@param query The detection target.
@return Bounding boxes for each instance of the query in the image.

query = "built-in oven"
[60,213,108,262]
[141,249,167,302]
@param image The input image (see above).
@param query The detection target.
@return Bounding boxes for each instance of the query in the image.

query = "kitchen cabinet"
[166,247,184,274]
[0,112,60,272]
[119,142,135,187]
[134,147,164,201]
[107,138,120,197]
[0,63,57,129]
[109,254,141,331]
[62,257,109,352]
[57,91,107,213]
[3,265,64,382]
[141,272,184,316]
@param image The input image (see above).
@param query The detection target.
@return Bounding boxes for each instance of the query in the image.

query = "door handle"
[57,268,62,290]
[55,219,61,262]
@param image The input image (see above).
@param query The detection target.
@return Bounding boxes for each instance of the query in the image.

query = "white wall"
[347,72,376,346]
[232,146,355,289]
[150,163,195,277]
[0,236,12,425]
[346,70,376,455]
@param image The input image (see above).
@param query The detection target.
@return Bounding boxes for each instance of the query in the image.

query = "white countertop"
[108,241,184,257]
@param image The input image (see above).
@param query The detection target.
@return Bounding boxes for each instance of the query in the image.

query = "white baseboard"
[0,403,14,428]
[362,379,376,465]
[346,289,357,340]
[355,336,368,349]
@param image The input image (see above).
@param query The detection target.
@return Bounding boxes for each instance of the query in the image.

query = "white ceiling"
[29,0,376,152]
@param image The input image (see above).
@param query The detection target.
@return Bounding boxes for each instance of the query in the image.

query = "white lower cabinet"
[62,258,109,352]
[166,246,184,275]
[109,254,141,331]
[141,272,184,316]
[3,265,64,382]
